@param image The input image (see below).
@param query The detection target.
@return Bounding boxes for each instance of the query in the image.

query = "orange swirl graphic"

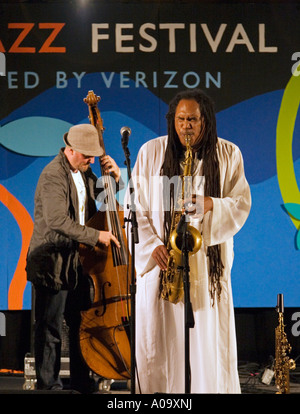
[0,184,33,310]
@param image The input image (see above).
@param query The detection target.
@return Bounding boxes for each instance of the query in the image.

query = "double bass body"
[79,91,131,381]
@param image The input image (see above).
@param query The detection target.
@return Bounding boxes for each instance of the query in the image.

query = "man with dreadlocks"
[125,89,251,393]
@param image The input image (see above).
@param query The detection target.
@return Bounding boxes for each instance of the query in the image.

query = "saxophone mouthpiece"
[276,293,284,313]
[184,133,192,144]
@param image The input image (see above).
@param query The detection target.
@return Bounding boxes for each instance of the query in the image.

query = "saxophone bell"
[170,213,202,256]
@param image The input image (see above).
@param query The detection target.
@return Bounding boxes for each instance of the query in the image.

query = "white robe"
[124,136,251,394]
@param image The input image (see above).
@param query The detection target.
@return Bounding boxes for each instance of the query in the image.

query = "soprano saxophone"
[160,134,202,304]
[274,293,296,394]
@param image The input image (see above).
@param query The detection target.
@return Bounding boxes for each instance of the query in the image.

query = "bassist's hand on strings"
[98,230,121,248]
[101,155,121,183]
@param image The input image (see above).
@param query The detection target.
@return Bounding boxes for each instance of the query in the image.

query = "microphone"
[120,126,131,146]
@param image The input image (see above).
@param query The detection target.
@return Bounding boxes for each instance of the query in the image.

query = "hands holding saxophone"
[151,195,213,270]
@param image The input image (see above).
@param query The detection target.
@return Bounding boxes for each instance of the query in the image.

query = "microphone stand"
[178,213,195,394]
[121,132,139,395]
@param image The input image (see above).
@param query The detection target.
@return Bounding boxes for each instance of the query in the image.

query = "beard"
[78,163,90,172]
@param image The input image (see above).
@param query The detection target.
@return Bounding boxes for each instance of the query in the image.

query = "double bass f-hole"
[79,90,132,381]
[94,282,131,318]
[95,281,111,317]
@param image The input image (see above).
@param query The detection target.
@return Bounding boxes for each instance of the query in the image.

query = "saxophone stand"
[121,127,139,395]
[178,213,195,394]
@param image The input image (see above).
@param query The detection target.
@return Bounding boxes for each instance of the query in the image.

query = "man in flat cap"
[26,124,121,393]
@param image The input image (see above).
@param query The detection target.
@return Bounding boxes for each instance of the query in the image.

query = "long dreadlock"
[161,89,224,303]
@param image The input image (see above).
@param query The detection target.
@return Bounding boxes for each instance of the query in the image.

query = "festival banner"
[0,2,299,309]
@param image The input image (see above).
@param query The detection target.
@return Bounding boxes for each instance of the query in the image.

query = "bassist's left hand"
[101,155,121,183]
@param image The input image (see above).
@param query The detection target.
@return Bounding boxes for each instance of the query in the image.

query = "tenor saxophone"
[274,293,296,394]
[160,135,202,304]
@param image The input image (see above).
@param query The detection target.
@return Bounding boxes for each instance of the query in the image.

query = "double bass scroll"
[79,90,131,381]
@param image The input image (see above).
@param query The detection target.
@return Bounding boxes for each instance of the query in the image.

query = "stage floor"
[0,362,299,394]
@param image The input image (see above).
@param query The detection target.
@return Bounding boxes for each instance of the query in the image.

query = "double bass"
[79,91,131,380]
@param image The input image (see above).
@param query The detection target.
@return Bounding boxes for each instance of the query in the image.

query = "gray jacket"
[26,149,102,291]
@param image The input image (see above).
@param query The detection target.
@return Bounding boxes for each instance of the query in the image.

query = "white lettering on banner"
[139,23,157,52]
[0,312,5,336]
[24,72,39,88]
[226,23,277,53]
[92,22,278,54]
[56,71,86,88]
[7,71,40,88]
[291,52,300,76]
[0,52,5,75]
[258,24,278,53]
[159,23,185,53]
[101,72,114,88]
[226,23,255,52]
[201,24,227,53]
[7,71,18,88]
[6,70,221,89]
[291,312,300,337]
[92,23,109,53]
[164,71,177,88]
[116,23,134,53]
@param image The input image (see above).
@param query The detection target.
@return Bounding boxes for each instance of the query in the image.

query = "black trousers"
[33,275,94,393]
